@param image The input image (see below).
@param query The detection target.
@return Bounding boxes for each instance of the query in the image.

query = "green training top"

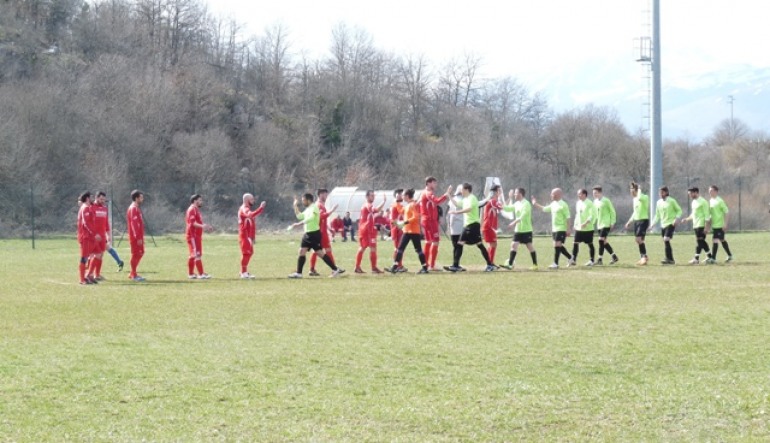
[462,194,481,226]
[296,204,320,232]
[503,199,533,233]
[691,196,711,229]
[709,196,729,229]
[593,196,616,229]
[632,192,649,221]
[574,198,595,232]
[651,197,682,227]
[542,200,570,232]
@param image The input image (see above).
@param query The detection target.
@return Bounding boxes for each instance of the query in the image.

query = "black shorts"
[712,228,725,241]
[661,225,676,238]
[460,223,482,245]
[300,230,323,251]
[398,233,424,253]
[551,231,567,243]
[634,220,649,238]
[513,232,533,244]
[597,227,611,238]
[694,227,707,240]
[574,231,594,243]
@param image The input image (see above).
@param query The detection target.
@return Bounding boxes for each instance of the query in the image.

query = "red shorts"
[130,239,145,257]
[187,236,203,257]
[92,235,107,254]
[240,237,253,256]
[321,230,331,249]
[421,223,440,243]
[79,239,95,258]
[391,228,403,248]
[483,229,497,243]
[359,235,377,248]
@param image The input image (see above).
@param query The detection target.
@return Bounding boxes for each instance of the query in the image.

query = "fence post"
[30,183,35,250]
[738,176,742,232]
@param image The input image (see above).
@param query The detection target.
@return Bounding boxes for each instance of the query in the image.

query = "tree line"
[0,0,767,234]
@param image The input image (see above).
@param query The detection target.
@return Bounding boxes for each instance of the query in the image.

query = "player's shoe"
[584,260,594,267]
[330,268,345,278]
[131,275,145,282]
[445,265,461,273]
[188,274,198,279]
[567,259,576,267]
[396,266,408,273]
[459,266,467,272]
[595,258,603,266]
[199,273,211,279]
[371,268,384,274]
[387,265,399,274]
[703,258,716,265]
[354,267,366,274]
[287,272,302,279]
[660,259,676,265]
[87,276,98,284]
[308,269,320,277]
[548,263,559,270]
[688,258,700,265]
[240,272,256,279]
[725,255,734,263]
[417,268,429,274]
[498,263,512,270]
[79,280,92,285]
[636,256,648,266]
[484,265,496,272]
[610,254,619,264]
[529,265,539,271]
[117,261,124,272]
[95,275,105,281]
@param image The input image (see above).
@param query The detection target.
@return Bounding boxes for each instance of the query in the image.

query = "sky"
[206,0,770,140]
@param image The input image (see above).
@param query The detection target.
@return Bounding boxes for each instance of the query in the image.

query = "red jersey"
[331,217,344,232]
[186,205,203,238]
[419,190,447,227]
[127,204,144,242]
[77,204,95,242]
[359,202,376,238]
[238,204,264,240]
[390,202,404,226]
[92,203,109,236]
[482,198,502,231]
[318,201,330,234]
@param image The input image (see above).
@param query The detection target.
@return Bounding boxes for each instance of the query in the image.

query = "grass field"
[1,232,769,441]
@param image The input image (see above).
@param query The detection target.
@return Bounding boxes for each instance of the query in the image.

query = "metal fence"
[1,175,767,248]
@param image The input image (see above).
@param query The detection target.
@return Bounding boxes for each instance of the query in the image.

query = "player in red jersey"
[389,189,406,270]
[77,192,98,285]
[309,189,339,276]
[127,190,146,282]
[90,191,110,280]
[238,193,266,279]
[354,190,387,274]
[419,176,452,271]
[186,194,213,279]
[330,216,344,241]
[482,185,503,266]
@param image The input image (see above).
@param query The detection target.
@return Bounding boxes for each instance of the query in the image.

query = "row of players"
[75,178,734,283]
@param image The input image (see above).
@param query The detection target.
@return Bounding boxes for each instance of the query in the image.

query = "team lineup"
[74,178,735,284]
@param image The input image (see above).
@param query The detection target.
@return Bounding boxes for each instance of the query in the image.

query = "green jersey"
[632,192,649,221]
[542,200,570,232]
[651,197,682,227]
[709,196,729,229]
[574,198,595,232]
[593,196,616,229]
[691,196,711,229]
[297,204,320,232]
[462,194,480,226]
[503,199,533,233]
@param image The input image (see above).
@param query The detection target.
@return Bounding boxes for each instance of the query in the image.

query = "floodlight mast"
[649,0,663,221]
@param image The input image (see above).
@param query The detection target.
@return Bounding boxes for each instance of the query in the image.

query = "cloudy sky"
[207,0,770,139]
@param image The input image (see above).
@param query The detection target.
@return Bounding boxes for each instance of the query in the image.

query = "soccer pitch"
[1,233,769,441]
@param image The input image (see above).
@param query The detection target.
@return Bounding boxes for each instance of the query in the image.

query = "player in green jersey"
[288,193,344,278]
[532,188,573,270]
[446,183,495,272]
[681,187,713,265]
[499,188,538,270]
[708,185,733,262]
[648,186,682,265]
[571,188,596,266]
[623,181,650,266]
[592,186,619,265]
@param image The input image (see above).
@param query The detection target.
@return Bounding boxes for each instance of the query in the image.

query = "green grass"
[1,232,769,441]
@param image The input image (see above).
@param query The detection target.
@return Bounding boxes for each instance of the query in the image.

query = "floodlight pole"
[649,0,663,221]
